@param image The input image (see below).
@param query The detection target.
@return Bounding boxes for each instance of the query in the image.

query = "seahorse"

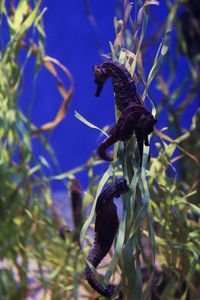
[59,178,83,241]
[93,61,157,163]
[70,179,83,242]
[85,178,129,297]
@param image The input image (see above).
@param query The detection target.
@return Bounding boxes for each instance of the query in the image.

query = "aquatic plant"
[78,1,200,299]
[0,0,199,299]
[0,1,85,299]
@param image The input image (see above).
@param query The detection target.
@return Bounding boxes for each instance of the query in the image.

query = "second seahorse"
[85,178,129,297]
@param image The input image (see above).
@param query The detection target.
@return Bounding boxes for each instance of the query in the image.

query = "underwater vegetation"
[177,0,200,59]
[0,0,199,299]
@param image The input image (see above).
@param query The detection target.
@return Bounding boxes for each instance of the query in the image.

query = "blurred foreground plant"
[0,1,88,299]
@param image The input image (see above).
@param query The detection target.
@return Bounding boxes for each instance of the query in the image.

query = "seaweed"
[0,0,199,299]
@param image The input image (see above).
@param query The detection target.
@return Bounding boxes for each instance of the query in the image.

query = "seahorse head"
[93,64,109,97]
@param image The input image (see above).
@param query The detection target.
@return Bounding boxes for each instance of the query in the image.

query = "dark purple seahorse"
[93,62,157,163]
[59,178,83,241]
[85,178,129,297]
[70,178,83,242]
